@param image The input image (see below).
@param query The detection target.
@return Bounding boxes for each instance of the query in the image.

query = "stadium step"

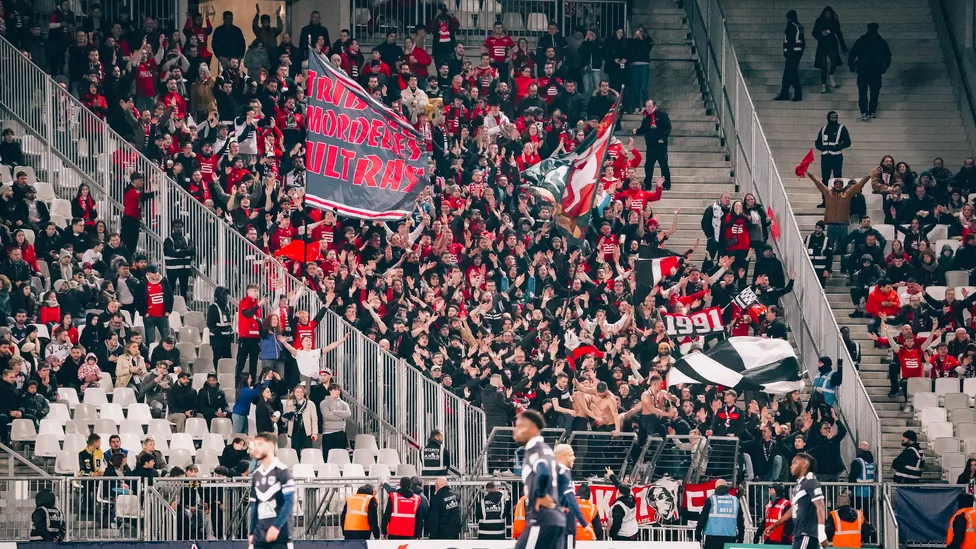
[723,0,975,479]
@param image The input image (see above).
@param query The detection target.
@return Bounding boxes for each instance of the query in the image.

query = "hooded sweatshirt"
[207,286,233,339]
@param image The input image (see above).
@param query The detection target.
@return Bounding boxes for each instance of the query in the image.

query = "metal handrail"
[0,442,51,476]
[0,33,486,470]
[883,489,899,548]
[683,0,882,471]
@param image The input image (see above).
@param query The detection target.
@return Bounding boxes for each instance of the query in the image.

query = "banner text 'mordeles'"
[305,105,423,163]
[305,141,425,193]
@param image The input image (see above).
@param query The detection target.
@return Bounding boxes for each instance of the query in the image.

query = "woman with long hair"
[958,458,976,493]
[72,183,98,227]
[12,229,40,273]
[284,385,318,452]
[115,340,146,388]
[812,6,846,92]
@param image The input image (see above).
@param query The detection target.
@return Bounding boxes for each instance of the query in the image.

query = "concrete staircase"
[723,0,975,479]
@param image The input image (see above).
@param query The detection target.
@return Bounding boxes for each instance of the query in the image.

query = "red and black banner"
[663,306,725,337]
[304,50,429,220]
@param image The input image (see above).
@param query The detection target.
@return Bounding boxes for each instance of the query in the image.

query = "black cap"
[903,429,917,442]
[147,265,159,274]
[130,172,144,182]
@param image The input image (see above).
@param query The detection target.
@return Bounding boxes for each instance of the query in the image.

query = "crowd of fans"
[0,0,880,535]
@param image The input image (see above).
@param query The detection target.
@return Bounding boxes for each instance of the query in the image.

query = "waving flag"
[523,93,623,244]
[304,49,429,220]
[666,337,802,394]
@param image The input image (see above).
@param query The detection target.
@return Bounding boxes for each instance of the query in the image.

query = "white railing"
[0,35,485,472]
[883,489,899,548]
[683,0,882,470]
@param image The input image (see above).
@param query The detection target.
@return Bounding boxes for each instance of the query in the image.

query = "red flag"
[274,240,307,262]
[767,206,781,240]
[794,149,815,177]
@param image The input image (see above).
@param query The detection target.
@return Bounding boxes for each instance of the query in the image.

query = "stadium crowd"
[0,1,901,543]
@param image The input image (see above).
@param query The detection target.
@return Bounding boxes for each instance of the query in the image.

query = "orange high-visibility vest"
[576,498,598,540]
[387,492,420,538]
[513,496,526,539]
[343,493,373,532]
[830,509,864,548]
[947,507,976,549]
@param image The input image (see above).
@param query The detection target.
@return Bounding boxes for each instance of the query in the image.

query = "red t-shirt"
[135,59,158,98]
[146,281,165,318]
[484,35,515,63]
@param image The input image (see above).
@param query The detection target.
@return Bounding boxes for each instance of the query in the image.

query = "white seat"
[38,418,65,439]
[875,224,896,243]
[65,420,87,436]
[153,436,171,456]
[172,296,189,316]
[112,387,136,407]
[278,448,300,468]
[176,342,197,361]
[302,448,325,465]
[196,448,220,470]
[913,392,939,415]
[293,463,317,479]
[192,373,208,391]
[170,433,196,456]
[100,403,125,425]
[119,419,144,435]
[201,433,225,452]
[396,463,418,477]
[935,378,961,398]
[368,463,392,478]
[184,417,209,440]
[317,462,342,478]
[931,437,961,455]
[0,164,11,184]
[72,403,99,425]
[34,182,56,203]
[93,418,117,435]
[21,228,34,244]
[342,463,366,477]
[526,12,548,31]
[34,434,62,458]
[502,12,523,30]
[953,409,976,427]
[169,448,193,469]
[958,422,976,440]
[948,271,971,289]
[930,225,949,242]
[116,494,141,520]
[927,421,954,440]
[119,433,141,454]
[943,452,968,479]
[54,451,76,475]
[47,402,70,424]
[49,199,72,218]
[377,449,401,467]
[180,326,201,345]
[10,419,36,442]
[908,379,933,400]
[946,393,972,412]
[920,407,948,427]
[965,437,976,456]
[63,433,86,453]
[926,286,949,301]
[127,403,153,425]
[326,448,350,465]
[964,378,976,398]
[352,448,376,468]
[13,165,36,183]
[148,419,173,440]
[210,417,233,440]
[354,434,378,453]
[83,387,108,408]
[217,358,236,375]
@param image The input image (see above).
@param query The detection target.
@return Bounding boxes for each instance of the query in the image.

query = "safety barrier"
[350,0,627,41]
[0,33,485,474]
[883,489,899,549]
[633,435,740,485]
[683,0,882,472]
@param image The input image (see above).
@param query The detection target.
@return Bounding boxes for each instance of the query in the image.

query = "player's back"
[250,458,296,545]
[522,437,563,527]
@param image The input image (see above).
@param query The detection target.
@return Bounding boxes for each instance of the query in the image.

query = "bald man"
[426,477,462,539]
[555,444,593,549]
[847,440,876,523]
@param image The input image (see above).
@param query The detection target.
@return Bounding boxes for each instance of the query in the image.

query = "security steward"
[948,493,976,549]
[576,483,605,541]
[513,494,526,539]
[421,429,450,476]
[775,9,806,101]
[893,430,925,484]
[383,476,424,539]
[827,493,875,548]
[695,479,745,549]
[476,481,508,539]
[426,477,462,540]
[30,488,65,541]
[849,441,877,520]
[815,111,852,190]
[754,483,791,544]
[340,485,380,539]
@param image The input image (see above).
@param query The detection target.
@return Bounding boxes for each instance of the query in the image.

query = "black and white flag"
[733,287,759,310]
[666,337,803,394]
